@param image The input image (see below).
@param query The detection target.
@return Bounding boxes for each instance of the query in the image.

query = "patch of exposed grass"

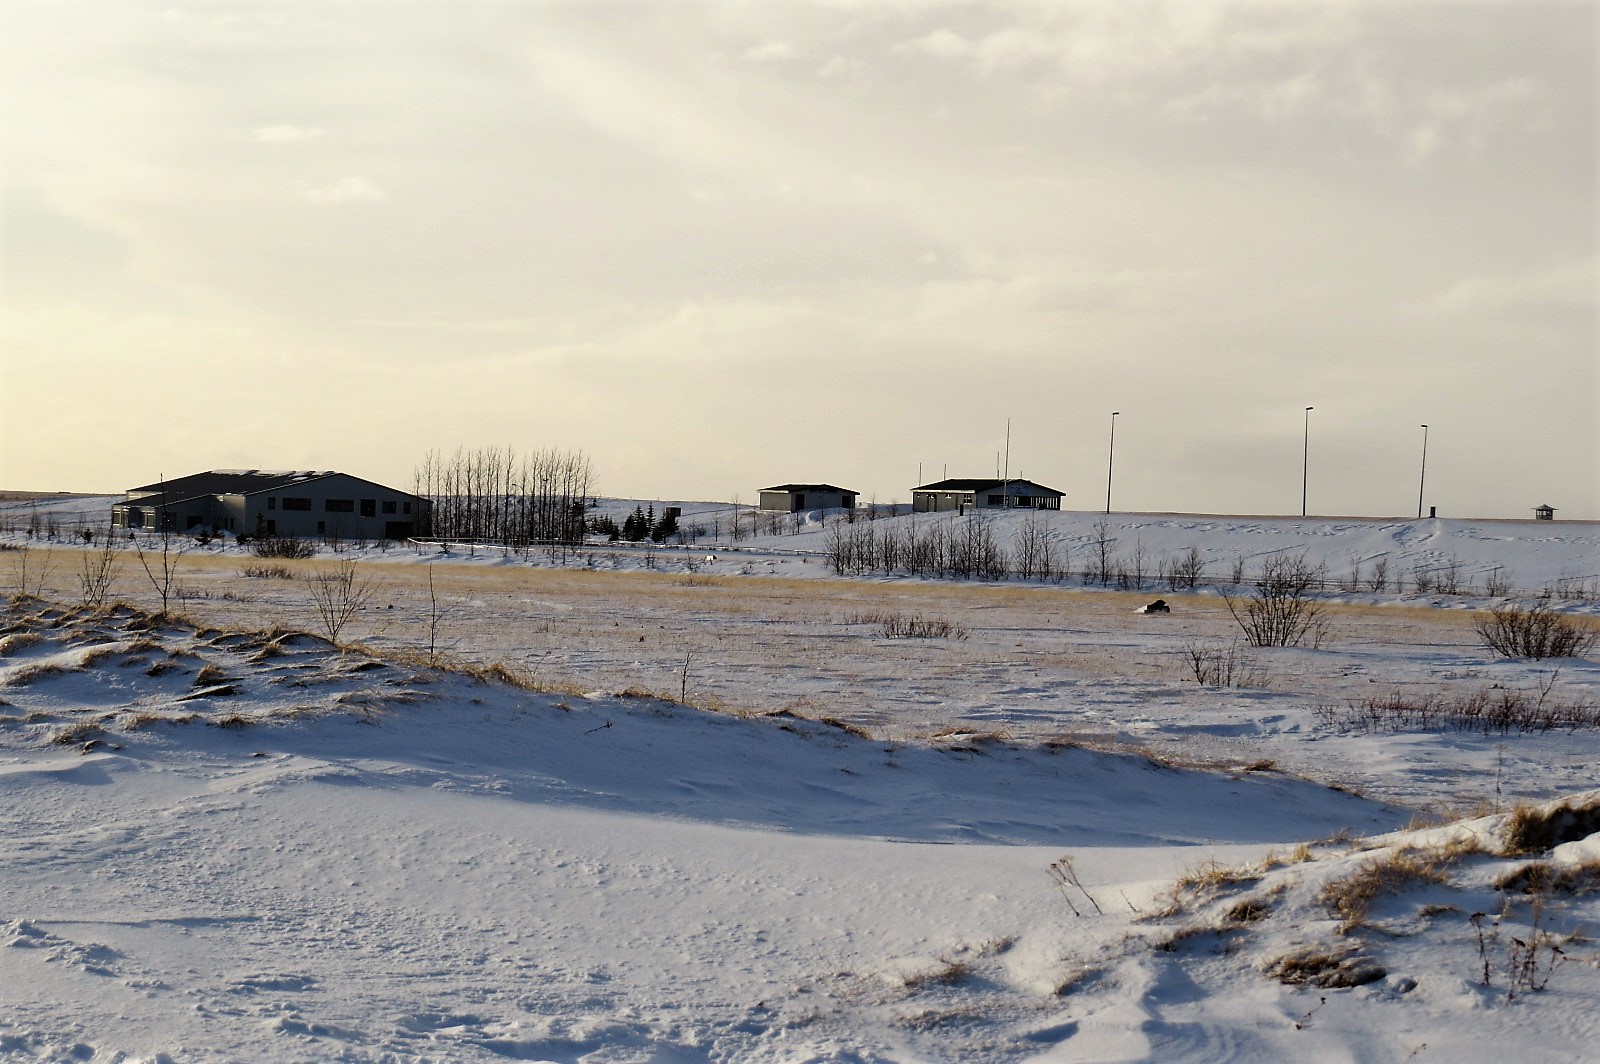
[0,632,42,656]
[51,721,105,746]
[3,662,67,686]
[1500,796,1600,856]
[193,663,230,687]
[1317,847,1458,931]
[1265,946,1386,988]
[1494,859,1600,896]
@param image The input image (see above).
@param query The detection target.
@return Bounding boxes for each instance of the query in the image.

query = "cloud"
[742,41,798,63]
[251,124,325,143]
[895,28,971,60]
[292,177,387,204]
[1427,257,1596,318]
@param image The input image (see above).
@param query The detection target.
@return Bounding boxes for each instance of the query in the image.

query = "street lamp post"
[1301,406,1314,518]
[1417,424,1429,520]
[1105,411,1120,514]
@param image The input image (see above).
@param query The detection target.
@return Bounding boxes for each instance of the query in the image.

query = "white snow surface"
[2,497,1599,1062]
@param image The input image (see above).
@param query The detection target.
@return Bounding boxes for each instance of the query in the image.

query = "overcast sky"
[2,1,1594,519]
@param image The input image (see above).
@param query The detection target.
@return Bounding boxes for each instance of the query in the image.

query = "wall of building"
[243,475,425,539]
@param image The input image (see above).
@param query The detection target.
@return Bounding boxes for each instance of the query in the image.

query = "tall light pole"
[1417,424,1429,520]
[1301,406,1314,518]
[1105,411,1120,514]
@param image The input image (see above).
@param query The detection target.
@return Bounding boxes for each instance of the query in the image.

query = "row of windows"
[265,497,411,514]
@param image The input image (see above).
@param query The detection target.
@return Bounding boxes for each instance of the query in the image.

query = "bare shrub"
[1475,604,1597,660]
[1485,566,1512,598]
[77,528,122,607]
[133,532,184,615]
[1474,896,1576,999]
[252,535,316,560]
[1221,553,1329,648]
[304,560,377,643]
[1314,681,1600,736]
[1047,854,1104,917]
[1090,520,1117,586]
[7,546,56,598]
[1180,639,1265,688]
[880,613,967,640]
[241,564,294,580]
[1435,556,1464,595]
[1366,557,1389,593]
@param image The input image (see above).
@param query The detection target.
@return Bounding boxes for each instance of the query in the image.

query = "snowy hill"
[3,598,1599,1062]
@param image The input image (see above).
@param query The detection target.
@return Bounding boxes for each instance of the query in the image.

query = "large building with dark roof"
[112,469,429,539]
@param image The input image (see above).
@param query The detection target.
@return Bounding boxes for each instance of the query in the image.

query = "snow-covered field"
[2,495,1598,1062]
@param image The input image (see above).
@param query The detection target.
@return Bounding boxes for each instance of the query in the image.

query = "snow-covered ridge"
[4,597,1600,1062]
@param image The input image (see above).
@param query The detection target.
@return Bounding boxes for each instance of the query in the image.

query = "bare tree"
[414,446,594,556]
[1166,546,1205,591]
[305,560,377,643]
[134,531,183,615]
[424,562,454,660]
[1222,553,1329,648]
[1090,519,1117,586]
[77,523,123,607]
[7,545,56,598]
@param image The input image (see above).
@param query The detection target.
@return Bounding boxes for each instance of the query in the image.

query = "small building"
[758,484,858,513]
[113,469,430,539]
[1533,504,1557,521]
[911,478,1064,514]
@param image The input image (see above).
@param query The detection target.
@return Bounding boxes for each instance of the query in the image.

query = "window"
[360,499,376,517]
[403,501,412,514]
[381,501,397,514]
[267,497,277,510]
[325,499,354,513]
[282,497,311,511]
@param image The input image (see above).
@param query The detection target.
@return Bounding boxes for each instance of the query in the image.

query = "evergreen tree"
[623,506,649,542]
[652,508,679,543]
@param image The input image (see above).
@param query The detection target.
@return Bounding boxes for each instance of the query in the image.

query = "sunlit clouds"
[1,1,1592,517]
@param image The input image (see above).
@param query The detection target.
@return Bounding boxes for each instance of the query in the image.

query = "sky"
[1,0,1595,520]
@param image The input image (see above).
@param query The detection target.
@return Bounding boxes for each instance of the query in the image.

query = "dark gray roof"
[126,470,332,498]
[913,478,1064,496]
[760,484,857,494]
[124,470,424,502]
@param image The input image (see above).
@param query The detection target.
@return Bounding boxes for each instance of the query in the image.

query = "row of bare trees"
[413,447,595,550]
[826,515,1018,580]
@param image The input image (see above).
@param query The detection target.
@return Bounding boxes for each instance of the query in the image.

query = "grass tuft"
[1500,796,1600,856]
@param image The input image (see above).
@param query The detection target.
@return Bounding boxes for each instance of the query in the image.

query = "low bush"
[1314,684,1600,736]
[241,564,294,580]
[1475,603,1597,659]
[1222,553,1329,648]
[880,613,967,640]
[1180,638,1265,688]
[251,535,316,560]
